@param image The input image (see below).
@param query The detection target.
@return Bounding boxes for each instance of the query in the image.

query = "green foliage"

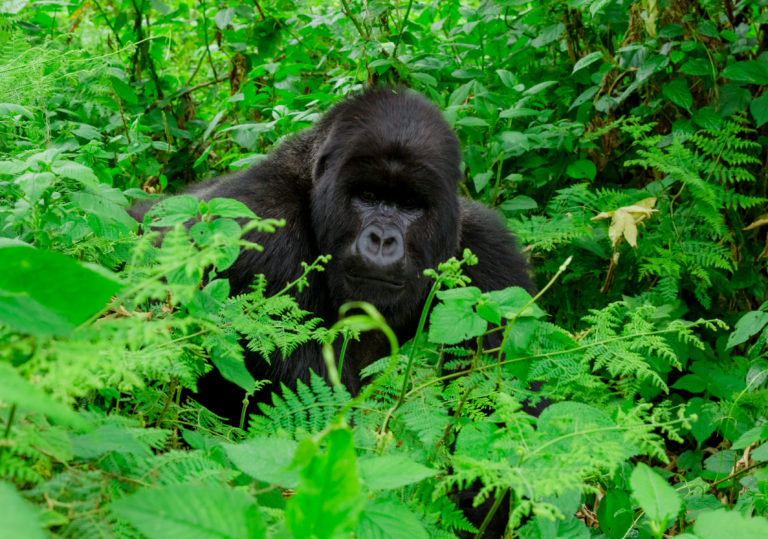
[2,0,768,537]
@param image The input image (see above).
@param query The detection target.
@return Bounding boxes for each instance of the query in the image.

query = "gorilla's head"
[309,89,462,331]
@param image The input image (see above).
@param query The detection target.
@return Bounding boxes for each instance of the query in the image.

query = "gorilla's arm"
[458,199,534,294]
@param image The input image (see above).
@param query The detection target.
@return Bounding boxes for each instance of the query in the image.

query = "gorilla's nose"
[358,225,404,266]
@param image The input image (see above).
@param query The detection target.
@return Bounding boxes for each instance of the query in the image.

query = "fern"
[249,371,352,438]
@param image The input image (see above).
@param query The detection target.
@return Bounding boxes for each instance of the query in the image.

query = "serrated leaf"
[356,498,429,539]
[206,333,256,392]
[662,78,693,110]
[428,300,487,344]
[0,103,33,119]
[145,195,199,226]
[111,483,265,539]
[722,60,768,85]
[51,160,99,187]
[694,509,768,539]
[629,463,681,530]
[286,428,364,539]
[0,246,123,336]
[0,159,27,175]
[223,437,299,487]
[500,195,537,214]
[359,456,439,490]
[0,364,86,428]
[110,76,138,105]
[680,57,711,76]
[15,171,55,202]
[0,482,45,539]
[692,107,722,130]
[750,92,768,128]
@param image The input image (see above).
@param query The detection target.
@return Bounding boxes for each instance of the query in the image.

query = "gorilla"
[133,87,532,418]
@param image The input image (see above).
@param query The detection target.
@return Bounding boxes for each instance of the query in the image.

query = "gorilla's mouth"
[345,272,406,290]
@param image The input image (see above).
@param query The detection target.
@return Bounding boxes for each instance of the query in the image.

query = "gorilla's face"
[309,92,462,331]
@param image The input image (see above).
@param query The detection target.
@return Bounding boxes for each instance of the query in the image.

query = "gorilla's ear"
[313,152,330,182]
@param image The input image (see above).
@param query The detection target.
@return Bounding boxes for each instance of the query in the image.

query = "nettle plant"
[1,196,724,536]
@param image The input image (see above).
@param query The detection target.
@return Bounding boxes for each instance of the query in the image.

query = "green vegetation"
[1,0,768,537]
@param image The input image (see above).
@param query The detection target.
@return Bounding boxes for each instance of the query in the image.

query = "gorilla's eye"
[360,191,378,203]
[401,197,419,210]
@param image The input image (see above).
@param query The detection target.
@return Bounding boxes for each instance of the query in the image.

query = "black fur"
[132,88,532,414]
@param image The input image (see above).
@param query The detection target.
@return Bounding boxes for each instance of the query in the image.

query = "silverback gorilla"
[133,87,533,418]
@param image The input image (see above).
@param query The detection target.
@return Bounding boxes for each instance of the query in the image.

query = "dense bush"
[1,1,767,537]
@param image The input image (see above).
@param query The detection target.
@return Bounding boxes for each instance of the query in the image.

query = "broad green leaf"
[72,425,153,459]
[448,81,474,107]
[410,72,437,87]
[51,160,99,187]
[629,462,681,531]
[0,103,33,118]
[486,287,545,319]
[111,483,265,539]
[110,76,138,105]
[436,286,482,302]
[596,489,633,539]
[680,57,711,76]
[0,246,123,336]
[190,218,241,248]
[702,450,736,481]
[530,23,564,47]
[637,54,667,81]
[71,191,138,238]
[572,51,603,73]
[224,437,299,487]
[0,159,27,175]
[456,117,489,128]
[476,300,502,325]
[500,195,537,214]
[726,310,768,349]
[15,171,55,203]
[144,195,199,226]
[205,333,257,393]
[694,509,768,539]
[149,0,171,15]
[569,86,599,111]
[751,442,768,462]
[750,93,768,128]
[687,397,719,443]
[214,7,234,29]
[428,299,486,345]
[671,373,706,393]
[285,428,364,539]
[499,106,539,119]
[0,363,86,428]
[691,107,722,130]
[523,81,557,96]
[662,78,693,110]
[224,122,275,151]
[722,60,768,85]
[731,426,763,450]
[496,68,516,88]
[471,171,492,192]
[355,498,429,539]
[358,456,439,490]
[566,159,597,180]
[498,131,530,155]
[0,482,45,539]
